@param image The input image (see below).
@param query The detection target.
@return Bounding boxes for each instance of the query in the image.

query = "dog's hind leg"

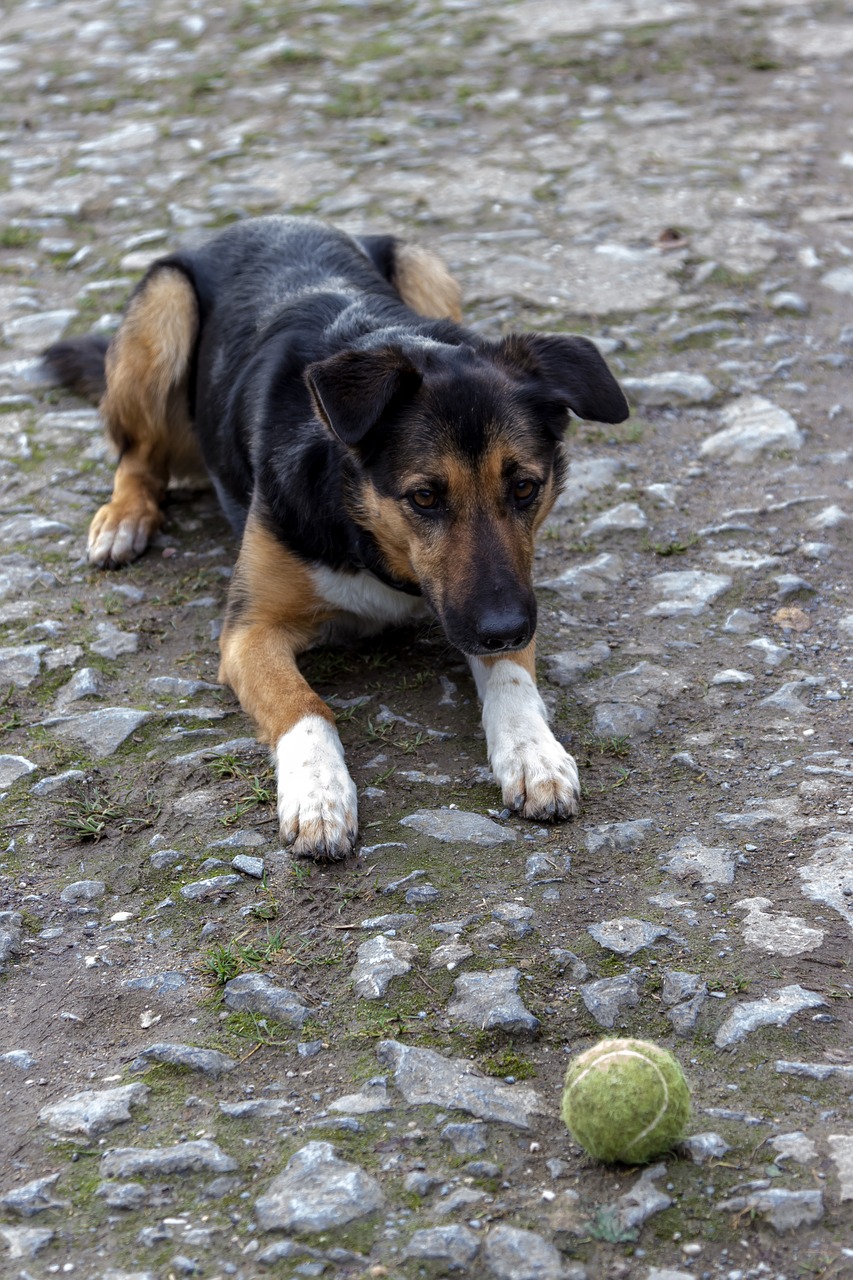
[88,267,199,567]
[469,644,581,822]
[218,516,358,861]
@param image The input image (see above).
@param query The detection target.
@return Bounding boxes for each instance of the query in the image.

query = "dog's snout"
[475,606,531,653]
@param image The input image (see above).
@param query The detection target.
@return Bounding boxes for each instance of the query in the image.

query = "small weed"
[587,735,630,759]
[0,226,36,249]
[480,1048,537,1080]
[589,1206,639,1244]
[224,1010,292,1047]
[649,536,698,557]
[56,786,156,843]
[203,931,286,985]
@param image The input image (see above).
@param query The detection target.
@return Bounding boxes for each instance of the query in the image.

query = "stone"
[821,266,853,296]
[0,911,23,968]
[770,1132,818,1165]
[538,552,624,599]
[180,874,242,900]
[0,1050,35,1069]
[351,935,417,999]
[0,514,70,542]
[222,974,311,1026]
[43,707,149,757]
[377,1040,543,1128]
[0,1173,66,1217]
[54,666,102,709]
[715,985,827,1048]
[554,456,621,509]
[491,902,535,937]
[219,1099,293,1119]
[544,642,611,686]
[231,854,264,878]
[95,1182,149,1210]
[0,754,37,788]
[584,819,654,855]
[827,1135,853,1200]
[621,371,716,405]
[776,1060,853,1082]
[582,502,647,538]
[677,1132,730,1164]
[0,1225,55,1259]
[481,1223,566,1280]
[137,1043,237,1078]
[580,970,642,1029]
[798,832,853,937]
[646,571,732,617]
[254,1141,383,1233]
[592,701,657,739]
[711,668,753,685]
[441,1121,488,1155]
[328,1080,391,1115]
[663,837,736,885]
[404,1224,480,1270]
[715,1187,823,1232]
[90,621,139,658]
[3,310,76,349]
[0,643,45,688]
[59,879,105,903]
[429,939,474,970]
[39,1084,150,1139]
[588,917,669,956]
[447,968,540,1034]
[400,809,517,845]
[605,1164,672,1233]
[734,897,824,955]
[700,396,803,463]
[100,1140,237,1180]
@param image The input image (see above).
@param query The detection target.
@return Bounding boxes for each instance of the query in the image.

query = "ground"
[1,1,852,1278]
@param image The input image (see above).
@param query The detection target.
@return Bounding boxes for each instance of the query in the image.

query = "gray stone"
[328,1080,390,1115]
[605,1164,671,1233]
[663,837,736,885]
[254,1141,383,1233]
[770,1132,819,1165]
[100,1140,237,1180]
[123,972,187,994]
[481,1223,566,1280]
[0,642,45,688]
[538,552,624,599]
[701,396,803,463]
[429,939,474,970]
[0,1225,55,1259]
[821,266,853,296]
[54,666,102,710]
[137,1043,237,1078]
[646,571,732,617]
[95,1181,149,1210]
[584,819,654,855]
[148,676,219,697]
[775,1060,853,1082]
[404,1224,480,1270]
[0,1173,66,1217]
[544,642,612,686]
[60,878,106,904]
[715,985,827,1048]
[377,1040,543,1128]
[406,881,441,905]
[441,1121,488,1155]
[592,701,657,739]
[582,502,647,539]
[30,768,84,796]
[621,371,716,405]
[735,897,824,955]
[747,636,790,667]
[0,1049,35,1069]
[0,754,36,788]
[3,310,76,349]
[231,854,264,878]
[827,1136,853,1201]
[43,707,149,757]
[492,902,535,937]
[39,1084,150,1139]
[180,874,242,900]
[724,608,761,634]
[580,970,643,1029]
[447,968,540,1034]
[219,1099,294,1119]
[661,970,709,1036]
[0,910,23,968]
[677,1132,731,1164]
[400,809,517,845]
[89,621,139,658]
[715,1187,823,1232]
[351,935,417,999]
[360,912,416,931]
[554,456,621,509]
[588,917,669,956]
[222,973,311,1026]
[0,514,70,542]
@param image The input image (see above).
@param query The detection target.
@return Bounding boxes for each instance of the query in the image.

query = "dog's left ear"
[305,347,423,447]
[496,333,629,426]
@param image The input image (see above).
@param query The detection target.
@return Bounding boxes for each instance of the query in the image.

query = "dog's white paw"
[491,724,580,821]
[275,715,358,861]
[88,502,159,568]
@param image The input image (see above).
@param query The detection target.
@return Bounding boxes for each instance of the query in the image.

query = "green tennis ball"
[561,1038,691,1164]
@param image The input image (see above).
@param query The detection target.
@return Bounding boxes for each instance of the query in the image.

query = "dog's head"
[306,333,628,656]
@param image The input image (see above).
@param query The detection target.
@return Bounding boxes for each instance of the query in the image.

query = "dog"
[44,216,629,861]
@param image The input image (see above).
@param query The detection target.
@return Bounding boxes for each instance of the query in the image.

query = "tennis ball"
[561,1038,691,1164]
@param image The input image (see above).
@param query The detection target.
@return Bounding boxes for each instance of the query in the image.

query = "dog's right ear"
[305,347,423,447]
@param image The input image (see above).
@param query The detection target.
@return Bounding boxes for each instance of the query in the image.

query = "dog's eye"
[410,488,439,511]
[513,479,539,507]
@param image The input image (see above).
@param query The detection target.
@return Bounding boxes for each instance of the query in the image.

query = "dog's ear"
[496,333,629,426]
[305,347,423,446]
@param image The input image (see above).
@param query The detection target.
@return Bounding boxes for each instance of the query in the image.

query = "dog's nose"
[475,607,531,653]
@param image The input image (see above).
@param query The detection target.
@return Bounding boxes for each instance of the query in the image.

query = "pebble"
[377,1040,543,1128]
[0,1173,65,1217]
[621,371,717,405]
[447,968,540,1034]
[328,1080,390,1115]
[663,838,736,885]
[715,985,827,1048]
[222,973,311,1026]
[677,1132,731,1164]
[582,502,647,539]
[441,1121,488,1155]
[59,878,106,904]
[481,1223,566,1280]
[700,396,803,463]
[827,1135,853,1200]
[100,1140,237,1180]
[580,970,643,1029]
[231,854,265,878]
[714,1187,823,1232]
[350,935,418,999]
[43,706,150,757]
[0,755,37,789]
[605,1164,672,1233]
[404,1224,480,1269]
[0,1225,55,1260]
[399,809,517,845]
[136,1043,237,1078]
[646,570,732,617]
[584,819,654,855]
[254,1141,383,1232]
[588,917,670,956]
[38,1083,150,1139]
[770,1131,818,1164]
[179,874,242,900]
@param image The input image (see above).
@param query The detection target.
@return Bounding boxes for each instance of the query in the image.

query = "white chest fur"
[309,564,429,641]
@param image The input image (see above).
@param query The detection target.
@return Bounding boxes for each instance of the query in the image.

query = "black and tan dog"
[45,216,628,860]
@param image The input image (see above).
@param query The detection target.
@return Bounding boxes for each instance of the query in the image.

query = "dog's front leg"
[219,519,358,861]
[469,644,580,821]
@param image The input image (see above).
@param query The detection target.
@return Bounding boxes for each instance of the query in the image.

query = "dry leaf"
[772,606,811,632]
